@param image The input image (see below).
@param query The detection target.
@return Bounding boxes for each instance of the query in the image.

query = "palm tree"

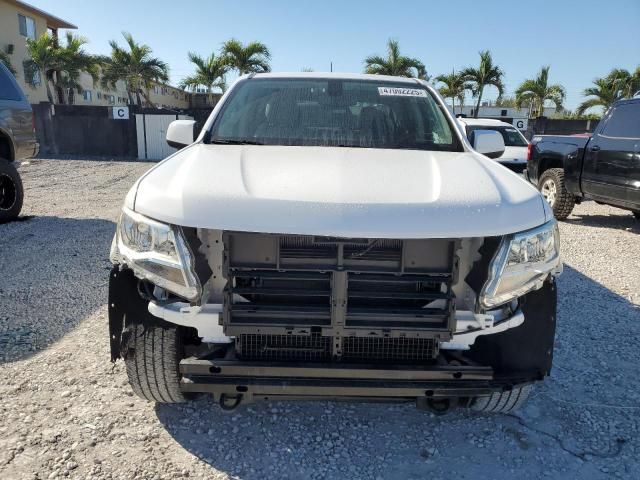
[221,39,271,75]
[416,64,430,82]
[180,52,228,99]
[460,50,504,118]
[435,70,467,114]
[55,32,100,104]
[25,32,59,103]
[364,39,425,78]
[606,67,640,99]
[515,66,565,117]
[576,78,622,115]
[101,32,169,107]
[0,51,16,75]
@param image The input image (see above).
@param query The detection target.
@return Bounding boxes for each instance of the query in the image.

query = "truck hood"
[131,144,547,238]
[499,146,528,163]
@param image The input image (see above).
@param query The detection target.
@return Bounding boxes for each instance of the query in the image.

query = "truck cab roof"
[457,118,515,128]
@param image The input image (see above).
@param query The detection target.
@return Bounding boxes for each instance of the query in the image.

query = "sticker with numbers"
[378,87,427,97]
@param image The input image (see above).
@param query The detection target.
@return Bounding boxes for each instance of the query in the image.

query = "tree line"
[366,39,639,118]
[1,33,637,116]
[0,31,270,107]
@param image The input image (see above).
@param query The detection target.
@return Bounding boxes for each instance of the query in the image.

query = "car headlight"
[110,207,200,301]
[480,220,561,308]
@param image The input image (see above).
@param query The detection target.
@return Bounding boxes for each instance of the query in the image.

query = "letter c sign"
[112,106,129,120]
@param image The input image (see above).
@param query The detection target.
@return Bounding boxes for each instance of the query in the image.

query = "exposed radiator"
[223,232,457,361]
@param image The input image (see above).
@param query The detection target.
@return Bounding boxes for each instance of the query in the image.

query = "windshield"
[466,125,528,147]
[209,78,462,151]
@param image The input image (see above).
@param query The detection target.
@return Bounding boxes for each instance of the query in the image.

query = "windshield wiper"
[210,139,264,145]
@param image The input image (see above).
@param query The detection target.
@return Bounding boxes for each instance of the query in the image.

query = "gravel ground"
[1,159,639,480]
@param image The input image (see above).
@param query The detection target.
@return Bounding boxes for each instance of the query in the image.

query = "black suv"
[0,62,39,223]
[526,97,640,220]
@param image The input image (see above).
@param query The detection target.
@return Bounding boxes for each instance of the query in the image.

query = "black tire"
[633,211,640,220]
[0,159,24,223]
[470,384,532,413]
[538,168,575,220]
[124,320,191,403]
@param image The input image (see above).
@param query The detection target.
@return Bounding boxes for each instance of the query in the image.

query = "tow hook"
[416,396,454,415]
[219,393,243,411]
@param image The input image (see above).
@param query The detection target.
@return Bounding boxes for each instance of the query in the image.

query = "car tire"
[0,159,24,223]
[123,319,192,403]
[539,168,575,220]
[470,384,532,413]
[633,211,640,220]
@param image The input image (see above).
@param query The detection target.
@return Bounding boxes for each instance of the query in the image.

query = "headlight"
[480,220,561,308]
[111,207,200,301]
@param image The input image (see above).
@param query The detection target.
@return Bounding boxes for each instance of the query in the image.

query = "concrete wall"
[0,0,51,103]
[525,117,600,139]
[453,105,560,119]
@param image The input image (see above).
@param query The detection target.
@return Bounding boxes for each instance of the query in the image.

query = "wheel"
[123,319,192,403]
[633,211,640,220]
[538,168,575,220]
[470,384,532,413]
[0,159,24,223]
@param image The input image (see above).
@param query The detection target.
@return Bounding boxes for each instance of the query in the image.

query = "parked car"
[458,117,529,171]
[0,62,38,223]
[109,73,561,414]
[526,97,640,220]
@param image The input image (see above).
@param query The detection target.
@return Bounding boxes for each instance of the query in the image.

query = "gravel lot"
[1,159,639,480]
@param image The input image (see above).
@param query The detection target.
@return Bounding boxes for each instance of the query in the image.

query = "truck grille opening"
[223,232,457,362]
[236,334,438,363]
[342,337,437,362]
[237,334,331,362]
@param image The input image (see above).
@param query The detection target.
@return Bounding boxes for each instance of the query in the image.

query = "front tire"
[470,384,532,413]
[0,159,24,223]
[539,168,575,220]
[124,319,191,403]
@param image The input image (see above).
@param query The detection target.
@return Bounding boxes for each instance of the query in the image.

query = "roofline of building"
[6,0,77,29]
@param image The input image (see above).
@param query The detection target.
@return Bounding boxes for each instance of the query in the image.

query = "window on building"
[18,14,37,40]
[22,60,41,86]
[83,90,92,101]
[107,95,115,104]
[97,92,102,100]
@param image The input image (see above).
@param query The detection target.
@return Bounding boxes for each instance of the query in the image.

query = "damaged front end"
[109,209,560,408]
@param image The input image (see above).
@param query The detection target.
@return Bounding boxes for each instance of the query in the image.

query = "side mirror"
[472,130,505,159]
[166,120,196,149]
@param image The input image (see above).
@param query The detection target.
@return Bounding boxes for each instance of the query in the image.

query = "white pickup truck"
[457,117,530,172]
[109,73,561,414]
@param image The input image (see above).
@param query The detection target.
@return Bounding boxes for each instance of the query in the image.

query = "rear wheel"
[123,319,192,403]
[470,384,532,413]
[0,159,24,223]
[539,168,575,220]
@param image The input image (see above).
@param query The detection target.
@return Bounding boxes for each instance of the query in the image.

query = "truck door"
[581,102,640,208]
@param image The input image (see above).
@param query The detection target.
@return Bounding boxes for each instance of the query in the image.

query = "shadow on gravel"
[0,215,115,363]
[153,264,639,479]
[565,212,639,232]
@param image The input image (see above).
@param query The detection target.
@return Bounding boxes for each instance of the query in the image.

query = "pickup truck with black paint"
[526,97,640,220]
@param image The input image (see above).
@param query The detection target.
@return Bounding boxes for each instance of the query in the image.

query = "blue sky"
[29,0,640,110]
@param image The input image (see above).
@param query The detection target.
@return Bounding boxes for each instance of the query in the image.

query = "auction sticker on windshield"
[378,87,427,97]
